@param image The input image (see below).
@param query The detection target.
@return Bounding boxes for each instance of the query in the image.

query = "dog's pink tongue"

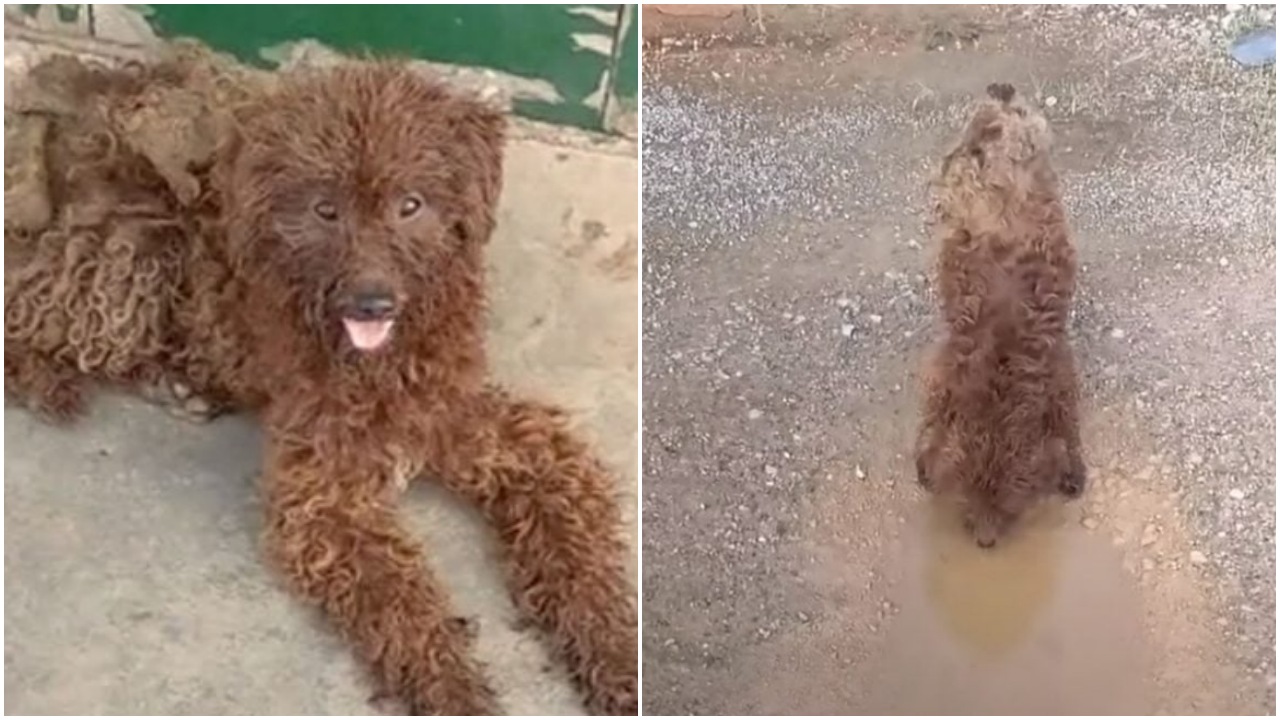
[343,319,394,351]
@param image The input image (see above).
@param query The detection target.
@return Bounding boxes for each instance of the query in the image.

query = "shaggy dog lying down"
[915,83,1087,548]
[5,57,636,714]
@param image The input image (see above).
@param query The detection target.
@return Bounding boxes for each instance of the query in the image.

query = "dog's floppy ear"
[450,99,506,245]
[213,98,282,274]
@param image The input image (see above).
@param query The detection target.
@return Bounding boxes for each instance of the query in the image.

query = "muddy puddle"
[865,498,1154,715]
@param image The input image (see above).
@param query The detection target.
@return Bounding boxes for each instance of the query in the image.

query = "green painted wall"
[608,4,638,129]
[14,4,638,134]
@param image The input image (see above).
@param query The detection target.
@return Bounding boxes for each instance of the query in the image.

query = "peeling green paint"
[11,4,638,134]
[608,5,639,134]
[147,4,634,131]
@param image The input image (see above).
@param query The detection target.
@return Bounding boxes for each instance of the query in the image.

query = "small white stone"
[1219,257,1229,267]
[836,297,852,308]
[841,323,856,337]
[1189,550,1209,565]
[868,314,883,325]
[855,465,866,480]
[765,464,779,478]
[1110,327,1126,339]
[1045,95,1058,108]
[748,408,763,420]
[1229,488,1245,500]
[1081,516,1100,530]
[1141,523,1159,546]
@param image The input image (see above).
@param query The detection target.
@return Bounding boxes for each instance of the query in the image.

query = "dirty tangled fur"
[5,51,247,414]
[915,82,1088,548]
[4,51,637,715]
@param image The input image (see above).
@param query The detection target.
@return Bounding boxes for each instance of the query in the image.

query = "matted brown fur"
[915,83,1087,548]
[4,56,636,715]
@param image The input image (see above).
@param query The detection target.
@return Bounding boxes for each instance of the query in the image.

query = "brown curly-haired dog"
[5,58,637,715]
[914,83,1087,548]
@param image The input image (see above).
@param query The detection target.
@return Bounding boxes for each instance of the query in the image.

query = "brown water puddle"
[864,498,1153,715]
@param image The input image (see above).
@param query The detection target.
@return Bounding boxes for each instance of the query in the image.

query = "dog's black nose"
[348,291,396,320]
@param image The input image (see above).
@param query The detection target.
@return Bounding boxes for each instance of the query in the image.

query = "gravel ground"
[642,4,1274,715]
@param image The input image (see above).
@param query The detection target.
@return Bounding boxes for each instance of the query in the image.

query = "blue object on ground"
[1230,26,1276,67]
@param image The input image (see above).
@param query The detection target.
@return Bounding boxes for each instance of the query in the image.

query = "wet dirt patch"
[867,499,1150,715]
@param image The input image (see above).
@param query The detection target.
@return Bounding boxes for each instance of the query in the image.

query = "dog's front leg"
[262,438,497,716]
[438,388,637,715]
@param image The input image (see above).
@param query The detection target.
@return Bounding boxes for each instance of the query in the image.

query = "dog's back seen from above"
[915,83,1087,548]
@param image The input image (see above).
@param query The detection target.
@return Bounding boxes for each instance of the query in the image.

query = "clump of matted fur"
[4,47,258,418]
[5,53,636,714]
[914,83,1087,548]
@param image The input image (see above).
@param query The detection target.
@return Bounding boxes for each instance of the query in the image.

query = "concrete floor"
[3,121,638,714]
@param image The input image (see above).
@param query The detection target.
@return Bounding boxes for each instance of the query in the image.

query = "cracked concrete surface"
[2,48,638,716]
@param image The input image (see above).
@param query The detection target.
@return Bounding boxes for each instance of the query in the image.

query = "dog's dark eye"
[313,200,339,222]
[399,194,424,219]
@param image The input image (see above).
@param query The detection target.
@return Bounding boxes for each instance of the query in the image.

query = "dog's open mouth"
[342,318,395,351]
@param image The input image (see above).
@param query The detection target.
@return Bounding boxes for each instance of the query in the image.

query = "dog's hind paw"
[915,457,933,490]
[31,379,87,424]
[964,507,1007,549]
[1058,468,1087,498]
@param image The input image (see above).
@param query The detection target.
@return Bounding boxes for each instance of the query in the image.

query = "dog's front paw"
[584,672,638,716]
[573,640,637,715]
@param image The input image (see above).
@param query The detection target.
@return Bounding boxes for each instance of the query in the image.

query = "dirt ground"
[642,4,1274,715]
[3,42,637,715]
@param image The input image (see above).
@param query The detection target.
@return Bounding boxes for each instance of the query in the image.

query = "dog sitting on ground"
[4,57,636,714]
[914,83,1087,548]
